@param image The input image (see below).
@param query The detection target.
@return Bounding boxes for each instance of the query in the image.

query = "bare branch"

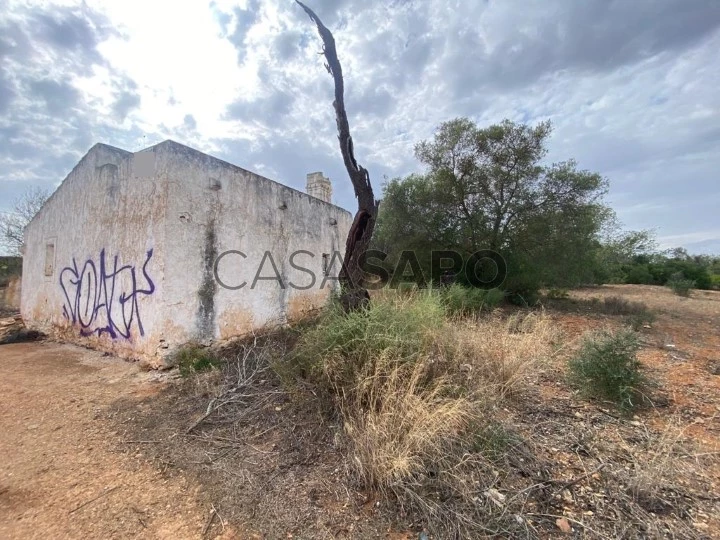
[296,1,379,308]
[0,187,50,256]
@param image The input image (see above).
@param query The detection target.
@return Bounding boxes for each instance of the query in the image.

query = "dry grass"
[627,416,693,512]
[115,284,720,538]
[343,354,475,488]
[453,311,560,398]
[571,283,720,319]
[280,291,562,536]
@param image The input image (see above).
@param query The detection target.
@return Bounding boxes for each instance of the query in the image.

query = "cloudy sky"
[1,0,719,253]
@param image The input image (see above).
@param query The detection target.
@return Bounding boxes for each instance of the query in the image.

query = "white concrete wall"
[21,143,169,361]
[158,141,352,350]
[21,140,352,364]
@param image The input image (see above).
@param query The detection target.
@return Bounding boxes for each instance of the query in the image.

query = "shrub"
[626,310,656,331]
[441,284,504,316]
[624,264,655,285]
[505,276,540,307]
[546,288,570,299]
[712,274,720,290]
[602,296,648,316]
[569,329,647,411]
[174,345,221,377]
[661,261,711,290]
[666,272,695,297]
[483,287,506,309]
[287,292,447,398]
[501,256,541,307]
[278,291,559,537]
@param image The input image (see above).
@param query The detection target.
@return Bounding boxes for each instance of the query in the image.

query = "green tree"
[375,119,610,291]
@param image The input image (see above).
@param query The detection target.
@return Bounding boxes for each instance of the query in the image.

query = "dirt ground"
[0,342,237,539]
[1,284,719,539]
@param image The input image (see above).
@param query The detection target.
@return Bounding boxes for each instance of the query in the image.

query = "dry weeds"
[111,285,720,538]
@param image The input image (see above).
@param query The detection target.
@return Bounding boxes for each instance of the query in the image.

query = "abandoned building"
[21,140,352,366]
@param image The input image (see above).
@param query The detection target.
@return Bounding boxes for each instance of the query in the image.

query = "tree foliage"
[0,187,50,256]
[621,250,716,290]
[375,118,610,293]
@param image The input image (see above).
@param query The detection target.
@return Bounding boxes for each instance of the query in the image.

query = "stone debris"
[0,315,43,345]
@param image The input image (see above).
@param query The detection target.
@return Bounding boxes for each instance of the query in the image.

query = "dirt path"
[0,342,232,539]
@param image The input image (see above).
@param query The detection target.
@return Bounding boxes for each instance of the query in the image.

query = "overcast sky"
[1,0,719,253]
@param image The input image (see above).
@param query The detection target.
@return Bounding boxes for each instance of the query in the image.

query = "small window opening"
[44,243,55,276]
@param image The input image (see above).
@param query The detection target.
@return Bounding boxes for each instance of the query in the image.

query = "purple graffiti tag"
[59,249,155,339]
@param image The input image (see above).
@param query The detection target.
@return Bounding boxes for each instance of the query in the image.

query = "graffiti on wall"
[59,249,155,338]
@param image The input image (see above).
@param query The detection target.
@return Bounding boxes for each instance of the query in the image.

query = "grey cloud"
[183,114,197,130]
[3,0,720,252]
[111,78,141,121]
[225,91,294,126]
[291,0,353,28]
[682,239,720,256]
[0,4,143,216]
[33,12,101,51]
[0,71,15,114]
[210,1,233,35]
[227,0,261,64]
[443,0,720,95]
[353,86,395,118]
[273,30,304,61]
[24,7,118,75]
[112,91,141,121]
[28,79,80,115]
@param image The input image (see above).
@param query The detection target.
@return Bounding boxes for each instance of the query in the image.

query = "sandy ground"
[0,342,235,539]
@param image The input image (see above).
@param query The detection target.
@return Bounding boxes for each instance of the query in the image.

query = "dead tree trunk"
[296,1,379,311]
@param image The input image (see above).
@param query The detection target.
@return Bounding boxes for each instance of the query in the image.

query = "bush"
[287,292,447,398]
[174,345,221,377]
[484,287,506,308]
[602,296,649,316]
[277,291,559,537]
[712,274,720,290]
[505,280,540,307]
[441,284,504,316]
[662,261,711,290]
[569,329,647,411]
[624,264,655,285]
[546,288,570,299]
[666,272,695,297]
[626,310,656,331]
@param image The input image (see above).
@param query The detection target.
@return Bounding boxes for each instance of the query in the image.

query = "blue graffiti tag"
[59,249,155,338]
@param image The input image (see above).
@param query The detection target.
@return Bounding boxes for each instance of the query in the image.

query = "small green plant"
[284,291,447,393]
[470,422,519,462]
[569,329,647,411]
[483,287,506,309]
[175,345,221,377]
[546,288,570,299]
[441,284,504,316]
[666,272,695,297]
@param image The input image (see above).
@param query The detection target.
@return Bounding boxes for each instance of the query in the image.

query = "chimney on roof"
[306,172,332,203]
